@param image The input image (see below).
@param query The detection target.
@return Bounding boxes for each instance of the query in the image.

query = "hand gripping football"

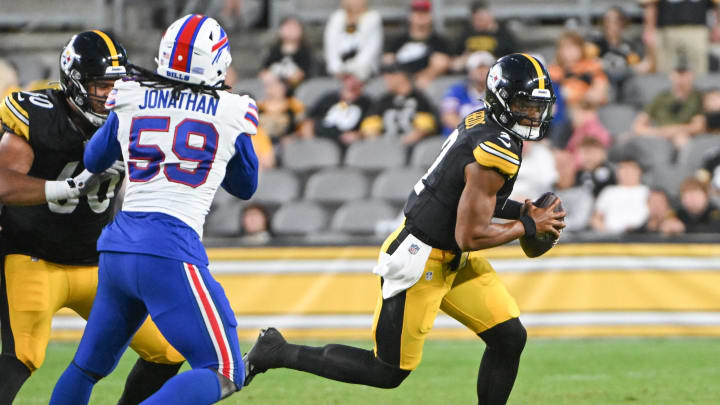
[519,192,564,258]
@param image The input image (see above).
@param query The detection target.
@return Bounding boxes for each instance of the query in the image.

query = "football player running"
[244,54,566,404]
[48,14,258,405]
[0,31,185,404]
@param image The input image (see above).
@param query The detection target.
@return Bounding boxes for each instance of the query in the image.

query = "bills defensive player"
[49,14,258,405]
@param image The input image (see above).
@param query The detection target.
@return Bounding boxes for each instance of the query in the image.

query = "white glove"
[45,161,125,202]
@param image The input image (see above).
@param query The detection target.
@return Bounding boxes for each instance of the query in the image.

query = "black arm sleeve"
[493,199,524,220]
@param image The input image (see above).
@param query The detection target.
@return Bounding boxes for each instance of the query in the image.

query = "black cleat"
[243,327,287,387]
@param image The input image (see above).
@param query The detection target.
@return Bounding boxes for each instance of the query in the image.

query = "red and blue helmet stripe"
[169,14,208,73]
[211,27,229,65]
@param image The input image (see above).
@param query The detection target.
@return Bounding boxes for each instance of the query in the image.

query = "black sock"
[0,354,31,405]
[477,318,527,405]
[116,357,183,405]
[281,343,409,389]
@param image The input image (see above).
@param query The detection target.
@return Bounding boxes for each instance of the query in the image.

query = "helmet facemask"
[68,73,123,126]
[507,91,554,141]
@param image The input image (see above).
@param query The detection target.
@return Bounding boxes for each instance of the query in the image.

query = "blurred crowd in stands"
[2,0,720,243]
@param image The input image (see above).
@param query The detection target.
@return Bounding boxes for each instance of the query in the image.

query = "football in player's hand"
[519,192,565,258]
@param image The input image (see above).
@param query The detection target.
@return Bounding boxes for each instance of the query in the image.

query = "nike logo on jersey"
[499,132,512,148]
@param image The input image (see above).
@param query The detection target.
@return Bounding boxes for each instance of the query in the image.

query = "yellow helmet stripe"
[521,53,545,90]
[92,30,120,67]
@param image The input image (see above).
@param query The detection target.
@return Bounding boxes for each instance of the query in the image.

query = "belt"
[386,225,465,270]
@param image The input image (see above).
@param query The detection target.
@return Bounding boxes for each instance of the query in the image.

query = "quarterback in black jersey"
[0,31,183,404]
[245,54,566,404]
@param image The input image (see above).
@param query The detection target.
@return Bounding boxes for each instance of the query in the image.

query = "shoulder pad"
[234,93,258,135]
[464,116,521,178]
[105,79,141,111]
[0,90,57,140]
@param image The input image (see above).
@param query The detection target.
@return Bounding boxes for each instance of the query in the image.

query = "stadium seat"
[678,135,720,172]
[424,75,465,108]
[696,74,720,92]
[597,103,637,137]
[364,76,386,99]
[251,169,299,205]
[295,77,341,109]
[622,74,670,107]
[205,187,243,236]
[371,167,425,203]
[281,138,341,170]
[331,199,396,235]
[344,138,406,170]
[410,136,445,168]
[610,137,674,171]
[271,201,327,235]
[305,168,368,203]
[649,164,694,197]
[234,78,263,99]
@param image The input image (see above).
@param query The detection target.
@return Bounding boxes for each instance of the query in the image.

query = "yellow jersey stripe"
[7,95,28,119]
[473,146,519,177]
[0,97,30,140]
[413,112,436,132]
[483,141,519,161]
[93,30,120,67]
[521,53,545,90]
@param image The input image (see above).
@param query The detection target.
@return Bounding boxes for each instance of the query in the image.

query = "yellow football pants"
[0,254,183,372]
[372,227,520,370]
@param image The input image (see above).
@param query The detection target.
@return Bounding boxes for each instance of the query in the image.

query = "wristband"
[518,215,536,238]
[45,180,73,202]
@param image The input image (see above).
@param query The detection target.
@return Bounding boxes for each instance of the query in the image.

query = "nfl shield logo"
[408,244,420,255]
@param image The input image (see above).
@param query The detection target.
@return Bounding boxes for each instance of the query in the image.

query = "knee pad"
[214,370,238,399]
[480,318,527,353]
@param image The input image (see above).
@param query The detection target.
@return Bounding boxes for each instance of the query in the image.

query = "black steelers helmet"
[485,53,556,141]
[59,30,128,126]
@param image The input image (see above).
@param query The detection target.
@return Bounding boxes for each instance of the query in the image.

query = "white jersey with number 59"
[106,79,258,237]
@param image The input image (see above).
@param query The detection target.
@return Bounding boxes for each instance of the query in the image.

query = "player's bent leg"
[116,317,185,405]
[477,318,527,405]
[50,253,149,405]
[137,257,243,404]
[440,254,524,405]
[0,255,64,405]
[245,327,411,389]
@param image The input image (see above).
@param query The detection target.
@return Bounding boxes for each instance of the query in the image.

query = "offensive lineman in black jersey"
[244,54,566,404]
[0,31,184,404]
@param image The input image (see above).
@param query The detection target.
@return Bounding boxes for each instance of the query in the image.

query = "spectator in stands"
[631,59,704,149]
[586,6,653,99]
[702,88,720,133]
[303,73,372,149]
[258,72,306,144]
[241,203,272,245]
[639,0,720,75]
[676,178,720,232]
[510,141,558,201]
[633,188,685,235]
[324,0,383,80]
[252,128,277,169]
[565,106,612,157]
[554,150,594,232]
[0,59,19,99]
[574,137,616,197]
[383,0,451,89]
[452,0,517,72]
[440,51,494,135]
[549,31,610,110]
[591,157,650,233]
[260,16,314,89]
[360,63,438,145]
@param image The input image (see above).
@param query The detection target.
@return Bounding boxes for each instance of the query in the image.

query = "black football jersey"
[403,107,522,251]
[0,89,122,265]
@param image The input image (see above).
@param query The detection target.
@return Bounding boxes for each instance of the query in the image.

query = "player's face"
[510,97,547,127]
[86,79,116,115]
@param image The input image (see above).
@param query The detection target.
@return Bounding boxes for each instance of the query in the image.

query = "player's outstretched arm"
[84,111,122,174]
[0,130,47,205]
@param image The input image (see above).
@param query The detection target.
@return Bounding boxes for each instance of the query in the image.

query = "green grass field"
[12,338,720,404]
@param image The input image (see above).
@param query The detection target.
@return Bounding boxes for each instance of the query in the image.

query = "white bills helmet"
[156,14,232,87]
